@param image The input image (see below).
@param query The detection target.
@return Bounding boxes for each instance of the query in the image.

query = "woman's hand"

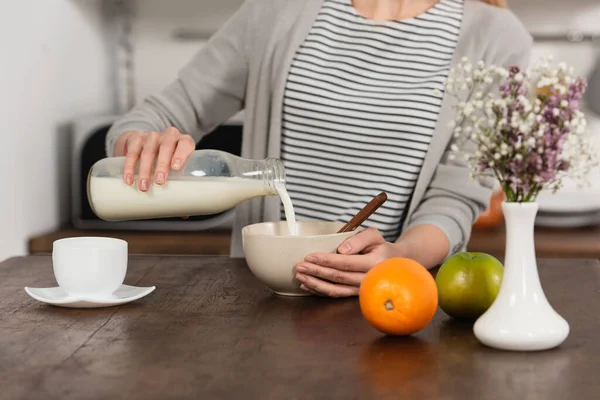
[113,127,196,192]
[294,228,406,298]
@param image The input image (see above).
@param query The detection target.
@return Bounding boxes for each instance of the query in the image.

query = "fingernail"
[172,159,181,169]
[296,273,306,281]
[340,243,352,254]
[125,175,133,185]
[305,256,317,263]
[156,172,165,184]
[140,179,148,191]
[296,265,307,273]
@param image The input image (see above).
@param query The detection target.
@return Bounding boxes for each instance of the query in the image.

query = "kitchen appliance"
[535,113,600,227]
[71,114,243,231]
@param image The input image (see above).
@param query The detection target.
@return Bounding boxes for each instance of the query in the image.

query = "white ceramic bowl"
[241,221,360,296]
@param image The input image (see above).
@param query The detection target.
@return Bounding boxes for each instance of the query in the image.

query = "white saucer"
[24,284,156,308]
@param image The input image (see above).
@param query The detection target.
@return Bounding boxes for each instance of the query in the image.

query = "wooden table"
[28,225,600,259]
[1,256,599,399]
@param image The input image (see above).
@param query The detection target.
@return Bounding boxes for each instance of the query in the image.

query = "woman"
[105,0,532,297]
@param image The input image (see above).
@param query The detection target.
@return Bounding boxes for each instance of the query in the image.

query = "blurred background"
[2,0,600,261]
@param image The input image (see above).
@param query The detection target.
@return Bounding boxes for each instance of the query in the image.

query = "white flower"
[515,137,522,149]
[553,108,560,117]
[478,60,485,69]
[515,154,523,161]
[560,100,569,108]
[496,67,508,77]
[448,121,456,129]
[463,103,475,117]
[536,127,545,137]
[494,153,501,160]
[514,72,524,82]
[527,137,536,147]
[475,92,483,100]
[520,122,533,134]
[433,89,442,97]
[451,144,459,152]
[484,76,493,84]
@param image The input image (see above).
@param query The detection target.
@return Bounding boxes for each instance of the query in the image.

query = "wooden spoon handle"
[337,192,388,233]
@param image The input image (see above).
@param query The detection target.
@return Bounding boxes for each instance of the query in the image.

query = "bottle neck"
[262,158,286,196]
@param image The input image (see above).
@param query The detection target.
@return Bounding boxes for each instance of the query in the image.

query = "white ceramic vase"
[473,202,570,351]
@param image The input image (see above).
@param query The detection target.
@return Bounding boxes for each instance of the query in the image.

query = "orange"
[359,258,438,335]
[473,189,505,229]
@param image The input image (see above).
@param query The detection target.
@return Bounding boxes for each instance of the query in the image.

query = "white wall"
[0,0,112,261]
[131,0,243,103]
[511,0,600,36]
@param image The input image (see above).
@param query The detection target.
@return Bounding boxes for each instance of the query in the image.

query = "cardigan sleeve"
[104,0,260,157]
[405,20,534,261]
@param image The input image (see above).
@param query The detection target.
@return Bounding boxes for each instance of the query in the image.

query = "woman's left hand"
[294,228,406,298]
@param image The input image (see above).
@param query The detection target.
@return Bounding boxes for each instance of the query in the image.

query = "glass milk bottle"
[87,150,285,221]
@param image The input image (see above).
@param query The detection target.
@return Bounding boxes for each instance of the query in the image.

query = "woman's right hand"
[114,127,196,192]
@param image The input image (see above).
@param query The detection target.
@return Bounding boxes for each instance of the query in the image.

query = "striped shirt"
[280,0,463,241]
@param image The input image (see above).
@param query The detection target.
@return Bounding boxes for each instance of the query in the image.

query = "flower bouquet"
[445,56,598,352]
[446,56,597,202]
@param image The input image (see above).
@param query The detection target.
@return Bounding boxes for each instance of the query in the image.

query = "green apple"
[435,252,504,321]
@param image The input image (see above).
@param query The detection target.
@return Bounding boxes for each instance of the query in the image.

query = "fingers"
[119,128,195,190]
[122,134,145,186]
[295,273,359,298]
[137,132,161,191]
[337,227,385,255]
[296,262,364,286]
[171,134,196,171]
[304,252,373,273]
[299,284,322,296]
[154,128,180,184]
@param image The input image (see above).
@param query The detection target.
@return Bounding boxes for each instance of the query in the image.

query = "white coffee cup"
[52,237,128,298]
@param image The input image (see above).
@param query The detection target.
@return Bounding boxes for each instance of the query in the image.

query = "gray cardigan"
[106,0,533,258]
